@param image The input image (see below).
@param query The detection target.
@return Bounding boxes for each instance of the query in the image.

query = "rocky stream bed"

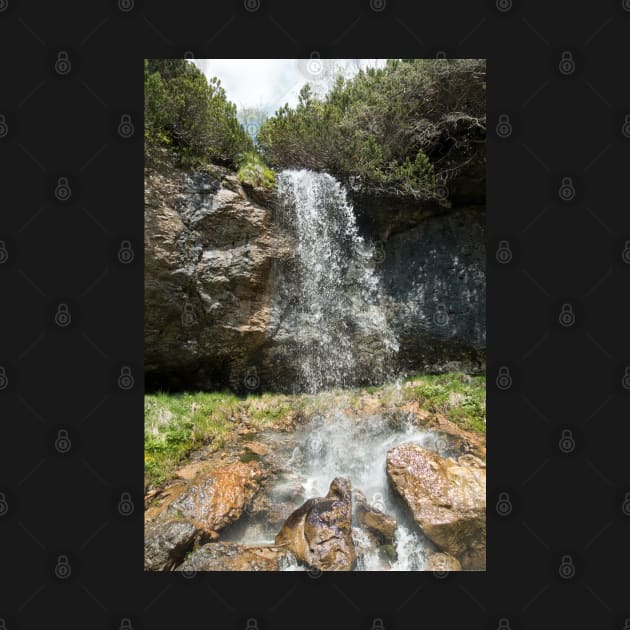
[144,387,486,572]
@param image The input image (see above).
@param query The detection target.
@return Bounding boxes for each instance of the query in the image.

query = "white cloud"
[190,58,388,115]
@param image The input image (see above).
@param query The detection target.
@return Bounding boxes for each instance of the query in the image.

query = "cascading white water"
[292,410,454,570]
[232,170,438,570]
[275,169,398,393]
[233,407,444,570]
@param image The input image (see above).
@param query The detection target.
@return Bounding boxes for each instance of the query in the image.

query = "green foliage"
[257,59,485,199]
[144,390,239,486]
[144,371,485,488]
[144,59,253,168]
[237,151,276,189]
[402,372,486,434]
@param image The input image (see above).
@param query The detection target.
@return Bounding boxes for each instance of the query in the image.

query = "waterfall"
[274,169,399,393]
[224,171,435,570]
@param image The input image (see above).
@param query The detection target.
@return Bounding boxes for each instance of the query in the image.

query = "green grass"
[237,151,275,189]
[243,392,292,425]
[144,372,485,488]
[144,390,240,487]
[401,372,486,434]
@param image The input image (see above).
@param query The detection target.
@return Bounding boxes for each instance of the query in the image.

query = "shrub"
[257,59,485,199]
[144,59,253,168]
[237,151,276,189]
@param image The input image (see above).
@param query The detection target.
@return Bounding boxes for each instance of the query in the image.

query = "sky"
[190,58,387,116]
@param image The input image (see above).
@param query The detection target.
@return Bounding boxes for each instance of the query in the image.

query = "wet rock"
[353,197,486,375]
[275,477,356,571]
[353,489,397,544]
[425,551,462,572]
[248,475,306,528]
[166,461,264,532]
[145,155,485,392]
[178,542,295,571]
[386,443,486,570]
[144,160,291,392]
[144,519,206,571]
[244,441,269,457]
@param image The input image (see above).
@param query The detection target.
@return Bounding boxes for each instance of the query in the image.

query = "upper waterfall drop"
[274,169,399,393]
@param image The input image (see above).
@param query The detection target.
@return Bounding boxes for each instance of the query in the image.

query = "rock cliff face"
[144,162,293,391]
[144,159,485,391]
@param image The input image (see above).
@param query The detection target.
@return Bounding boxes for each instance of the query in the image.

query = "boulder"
[353,489,397,544]
[425,551,462,572]
[165,461,264,532]
[178,542,295,571]
[386,444,486,569]
[144,519,205,571]
[275,477,356,571]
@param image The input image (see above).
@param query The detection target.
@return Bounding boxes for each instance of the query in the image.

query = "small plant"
[144,390,239,488]
[237,151,275,189]
[402,372,486,434]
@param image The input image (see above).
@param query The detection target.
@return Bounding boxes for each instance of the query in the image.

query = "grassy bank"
[144,372,485,488]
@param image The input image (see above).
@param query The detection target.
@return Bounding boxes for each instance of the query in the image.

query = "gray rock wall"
[144,162,485,391]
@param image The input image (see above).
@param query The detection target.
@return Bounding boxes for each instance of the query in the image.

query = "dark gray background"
[1,0,629,628]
